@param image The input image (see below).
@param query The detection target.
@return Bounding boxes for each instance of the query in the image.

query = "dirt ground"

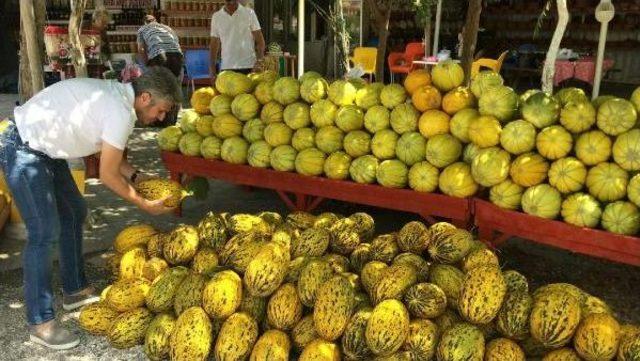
[0,127,639,360]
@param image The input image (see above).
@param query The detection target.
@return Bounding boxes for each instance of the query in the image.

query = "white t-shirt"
[210,5,261,70]
[13,78,136,159]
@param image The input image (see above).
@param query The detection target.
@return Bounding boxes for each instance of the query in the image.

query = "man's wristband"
[130,170,140,183]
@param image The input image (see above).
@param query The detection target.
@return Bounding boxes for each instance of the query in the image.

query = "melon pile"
[158,63,479,198]
[472,84,640,236]
[158,69,640,237]
[80,211,640,360]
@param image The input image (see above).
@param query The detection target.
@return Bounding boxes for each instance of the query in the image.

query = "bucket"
[0,170,22,223]
[68,158,86,194]
[44,26,101,71]
[0,161,86,224]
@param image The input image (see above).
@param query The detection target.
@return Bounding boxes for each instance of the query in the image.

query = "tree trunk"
[335,0,350,76]
[460,0,482,83]
[366,0,390,83]
[19,0,45,101]
[69,0,88,78]
[542,0,569,93]
[374,12,390,82]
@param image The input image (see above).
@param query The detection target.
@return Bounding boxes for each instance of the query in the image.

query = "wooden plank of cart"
[474,198,640,266]
[161,151,473,227]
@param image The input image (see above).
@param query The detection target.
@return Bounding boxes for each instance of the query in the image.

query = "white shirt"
[13,78,136,159]
[210,5,261,70]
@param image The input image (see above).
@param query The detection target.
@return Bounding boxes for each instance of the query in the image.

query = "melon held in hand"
[136,179,190,208]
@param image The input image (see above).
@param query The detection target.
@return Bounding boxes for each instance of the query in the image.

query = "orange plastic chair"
[349,47,377,81]
[471,50,509,78]
[387,42,425,83]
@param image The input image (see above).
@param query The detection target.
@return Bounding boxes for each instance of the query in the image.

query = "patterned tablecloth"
[554,57,615,86]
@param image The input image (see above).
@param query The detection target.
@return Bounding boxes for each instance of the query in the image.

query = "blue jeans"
[0,120,88,325]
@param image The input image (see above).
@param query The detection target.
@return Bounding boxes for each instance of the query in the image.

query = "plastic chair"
[349,47,377,82]
[387,42,425,83]
[471,50,509,79]
[184,49,211,94]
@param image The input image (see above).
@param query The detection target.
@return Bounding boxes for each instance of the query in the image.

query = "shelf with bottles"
[179,36,210,48]
[162,17,212,30]
[160,0,223,12]
[102,0,156,8]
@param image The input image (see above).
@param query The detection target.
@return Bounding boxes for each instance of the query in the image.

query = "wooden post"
[19,0,45,100]
[69,0,89,78]
[424,15,432,58]
[297,0,305,76]
[460,0,482,83]
[365,0,390,82]
[542,0,569,93]
[432,0,442,56]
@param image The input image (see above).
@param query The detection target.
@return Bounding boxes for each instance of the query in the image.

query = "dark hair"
[144,14,156,24]
[131,66,182,106]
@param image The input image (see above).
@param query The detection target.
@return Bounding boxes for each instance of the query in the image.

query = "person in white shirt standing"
[209,0,266,80]
[0,66,181,350]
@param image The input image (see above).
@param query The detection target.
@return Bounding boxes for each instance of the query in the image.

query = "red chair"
[387,42,425,83]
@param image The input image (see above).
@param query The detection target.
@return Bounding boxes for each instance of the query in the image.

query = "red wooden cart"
[474,198,640,266]
[160,151,640,266]
[161,151,473,227]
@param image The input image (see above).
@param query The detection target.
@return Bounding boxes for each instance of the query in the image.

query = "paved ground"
[0,107,639,360]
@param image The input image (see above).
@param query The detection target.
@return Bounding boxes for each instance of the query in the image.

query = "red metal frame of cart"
[161,151,473,227]
[474,198,640,266]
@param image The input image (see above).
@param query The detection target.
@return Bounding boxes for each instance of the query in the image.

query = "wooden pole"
[542,0,569,93]
[592,0,614,99]
[424,15,432,58]
[69,0,89,78]
[365,0,390,82]
[460,0,482,83]
[297,0,305,77]
[432,0,442,56]
[19,0,45,98]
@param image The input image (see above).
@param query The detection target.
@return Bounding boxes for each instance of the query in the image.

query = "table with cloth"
[554,57,615,86]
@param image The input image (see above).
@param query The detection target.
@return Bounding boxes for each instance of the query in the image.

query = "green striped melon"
[295,148,326,176]
[496,291,533,341]
[436,323,485,361]
[560,193,602,228]
[396,132,426,166]
[324,151,352,180]
[366,299,410,356]
[315,125,345,154]
[376,160,408,188]
[371,129,399,160]
[425,134,462,168]
[500,119,537,155]
[490,180,524,210]
[548,157,587,194]
[458,265,507,324]
[470,146,511,187]
[349,155,379,184]
[408,161,439,192]
[521,184,562,219]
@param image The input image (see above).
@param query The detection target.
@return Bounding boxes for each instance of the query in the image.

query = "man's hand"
[140,197,175,215]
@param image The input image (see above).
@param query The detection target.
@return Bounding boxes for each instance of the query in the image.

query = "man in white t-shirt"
[209,0,266,80]
[0,66,181,350]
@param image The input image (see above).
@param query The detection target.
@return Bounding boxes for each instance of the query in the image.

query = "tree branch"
[542,0,569,93]
[69,0,88,78]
